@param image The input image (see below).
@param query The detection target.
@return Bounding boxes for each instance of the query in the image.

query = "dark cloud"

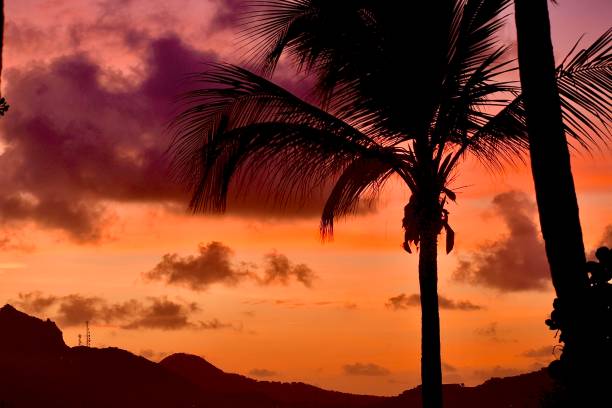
[15,292,228,331]
[248,368,277,378]
[385,293,483,311]
[209,0,245,32]
[475,322,498,338]
[144,242,316,290]
[453,191,550,291]
[474,322,514,343]
[16,291,58,314]
[343,363,390,377]
[120,298,199,330]
[0,195,107,243]
[0,34,212,242]
[442,362,458,373]
[257,252,316,288]
[198,318,234,330]
[56,294,106,326]
[522,346,556,359]
[144,242,250,290]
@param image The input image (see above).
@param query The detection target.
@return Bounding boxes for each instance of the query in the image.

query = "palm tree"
[169,1,610,406]
[514,0,611,403]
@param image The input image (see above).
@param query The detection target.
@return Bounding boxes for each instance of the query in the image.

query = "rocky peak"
[0,304,67,355]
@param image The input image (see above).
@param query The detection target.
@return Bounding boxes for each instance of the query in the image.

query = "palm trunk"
[513,0,588,299]
[514,0,594,403]
[419,220,442,408]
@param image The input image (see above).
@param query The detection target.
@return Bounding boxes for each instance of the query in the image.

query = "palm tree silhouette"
[169,1,610,407]
[515,1,611,404]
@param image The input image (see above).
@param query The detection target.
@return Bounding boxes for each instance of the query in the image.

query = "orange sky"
[0,0,610,396]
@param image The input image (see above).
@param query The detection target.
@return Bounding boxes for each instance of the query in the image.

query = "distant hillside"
[160,353,384,408]
[0,304,553,407]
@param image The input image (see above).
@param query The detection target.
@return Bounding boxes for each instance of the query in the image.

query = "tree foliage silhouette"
[169,1,610,407]
[544,246,612,407]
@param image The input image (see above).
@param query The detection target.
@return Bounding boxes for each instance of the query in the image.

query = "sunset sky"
[0,0,610,396]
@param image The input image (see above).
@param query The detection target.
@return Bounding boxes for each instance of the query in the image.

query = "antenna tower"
[78,334,82,346]
[86,321,91,347]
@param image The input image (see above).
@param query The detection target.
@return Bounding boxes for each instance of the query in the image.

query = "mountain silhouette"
[0,304,552,407]
[161,353,383,407]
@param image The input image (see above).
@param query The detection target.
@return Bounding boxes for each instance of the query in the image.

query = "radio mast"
[86,321,91,347]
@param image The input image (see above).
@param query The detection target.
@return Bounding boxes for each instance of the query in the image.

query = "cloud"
[0,231,35,252]
[522,346,556,359]
[475,322,498,337]
[16,291,58,314]
[144,242,316,290]
[257,252,316,288]
[120,298,200,330]
[343,363,390,377]
[242,298,356,310]
[15,292,229,331]
[209,0,244,32]
[474,322,514,343]
[0,195,108,243]
[248,368,278,378]
[198,318,235,330]
[55,294,107,326]
[144,242,250,290]
[0,34,212,242]
[453,191,550,291]
[442,362,458,373]
[385,293,483,311]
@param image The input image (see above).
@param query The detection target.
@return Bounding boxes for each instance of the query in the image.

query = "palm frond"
[168,63,404,215]
[466,28,612,167]
[241,0,370,76]
[556,27,612,147]
[320,155,395,238]
[447,0,513,79]
[429,0,521,169]
[466,95,529,169]
[243,1,457,141]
